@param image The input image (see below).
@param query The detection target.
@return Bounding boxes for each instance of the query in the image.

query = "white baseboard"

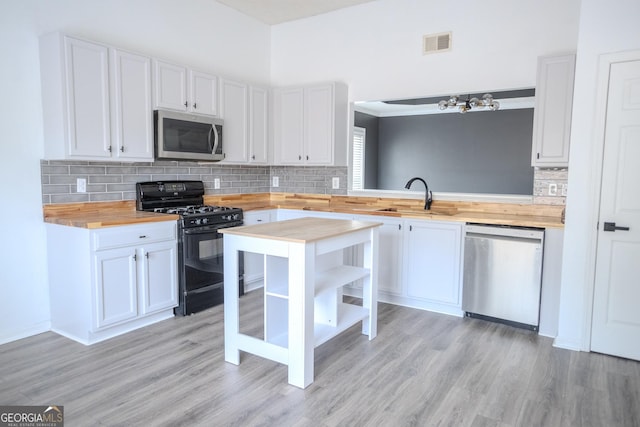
[0,321,51,346]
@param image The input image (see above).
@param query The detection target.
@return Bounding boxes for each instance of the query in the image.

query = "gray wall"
[357,109,535,195]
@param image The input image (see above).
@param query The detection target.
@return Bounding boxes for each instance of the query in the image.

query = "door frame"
[584,49,640,351]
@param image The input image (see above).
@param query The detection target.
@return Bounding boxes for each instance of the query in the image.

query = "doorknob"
[603,222,630,232]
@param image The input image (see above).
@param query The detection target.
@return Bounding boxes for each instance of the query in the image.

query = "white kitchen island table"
[220,217,381,388]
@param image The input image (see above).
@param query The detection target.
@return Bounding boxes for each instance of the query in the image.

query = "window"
[352,127,366,190]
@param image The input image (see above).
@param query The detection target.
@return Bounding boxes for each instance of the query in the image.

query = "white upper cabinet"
[110,49,153,160]
[220,78,249,162]
[190,70,218,116]
[219,79,270,164]
[531,53,576,167]
[249,86,269,164]
[153,59,218,116]
[273,82,348,166]
[40,33,153,161]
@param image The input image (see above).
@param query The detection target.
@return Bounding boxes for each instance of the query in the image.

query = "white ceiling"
[216,0,377,25]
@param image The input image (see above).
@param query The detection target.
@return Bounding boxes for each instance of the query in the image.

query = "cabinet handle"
[139,235,147,239]
[184,101,188,108]
[537,152,540,159]
[120,146,124,152]
[306,155,309,161]
[133,253,137,261]
[107,146,112,153]
[298,155,302,160]
[410,225,413,231]
[251,154,255,160]
[398,224,401,230]
[145,252,149,259]
[193,103,197,109]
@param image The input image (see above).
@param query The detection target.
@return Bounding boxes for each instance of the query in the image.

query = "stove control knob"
[195,218,201,225]
[202,218,209,224]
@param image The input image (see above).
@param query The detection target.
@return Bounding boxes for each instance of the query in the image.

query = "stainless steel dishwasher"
[462,224,544,330]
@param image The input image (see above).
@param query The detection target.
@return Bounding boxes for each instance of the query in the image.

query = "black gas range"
[136,180,244,315]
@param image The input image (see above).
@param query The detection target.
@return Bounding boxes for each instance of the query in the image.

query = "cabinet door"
[378,219,404,295]
[139,241,178,315]
[65,37,111,158]
[94,246,138,329]
[404,221,462,306]
[243,211,272,286]
[153,59,187,111]
[274,87,304,164]
[304,84,334,164]
[111,49,153,160]
[190,70,218,116]
[531,54,576,167]
[220,78,248,163]
[249,86,269,164]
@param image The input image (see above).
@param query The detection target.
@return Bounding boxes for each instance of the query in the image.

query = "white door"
[591,58,640,361]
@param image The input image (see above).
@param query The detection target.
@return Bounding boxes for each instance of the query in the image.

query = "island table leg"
[287,242,315,388]
[223,238,240,365]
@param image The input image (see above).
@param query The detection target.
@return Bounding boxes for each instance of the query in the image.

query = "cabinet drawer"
[93,221,176,251]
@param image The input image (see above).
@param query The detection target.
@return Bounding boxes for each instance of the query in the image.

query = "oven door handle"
[182,223,242,235]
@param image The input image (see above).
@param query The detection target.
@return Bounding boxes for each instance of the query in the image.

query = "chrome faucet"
[404,177,433,210]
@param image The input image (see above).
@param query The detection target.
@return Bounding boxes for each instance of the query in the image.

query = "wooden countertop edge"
[219,217,383,243]
[42,195,564,229]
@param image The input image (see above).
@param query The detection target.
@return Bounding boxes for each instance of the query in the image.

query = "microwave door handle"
[210,125,219,155]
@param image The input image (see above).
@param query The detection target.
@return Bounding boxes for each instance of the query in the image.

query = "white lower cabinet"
[350,215,463,316]
[403,220,463,315]
[47,221,178,345]
[352,215,403,295]
[242,210,274,291]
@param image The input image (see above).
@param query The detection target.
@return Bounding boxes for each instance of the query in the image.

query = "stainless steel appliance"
[154,109,224,161]
[462,224,544,330]
[136,180,243,315]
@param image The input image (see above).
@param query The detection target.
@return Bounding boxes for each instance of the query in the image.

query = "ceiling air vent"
[423,32,452,55]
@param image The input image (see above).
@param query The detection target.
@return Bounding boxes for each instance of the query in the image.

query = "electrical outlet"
[214,178,220,189]
[76,178,86,193]
[332,177,340,189]
[272,176,279,187]
[548,183,557,196]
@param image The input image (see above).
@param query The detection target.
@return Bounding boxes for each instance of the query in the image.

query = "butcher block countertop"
[43,193,564,229]
[219,217,382,243]
[43,201,179,229]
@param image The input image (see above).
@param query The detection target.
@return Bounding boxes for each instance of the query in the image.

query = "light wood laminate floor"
[1,289,639,426]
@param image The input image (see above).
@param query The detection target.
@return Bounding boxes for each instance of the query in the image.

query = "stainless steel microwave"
[154,109,224,161]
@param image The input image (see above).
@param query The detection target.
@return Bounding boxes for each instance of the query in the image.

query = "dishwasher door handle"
[603,222,630,232]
